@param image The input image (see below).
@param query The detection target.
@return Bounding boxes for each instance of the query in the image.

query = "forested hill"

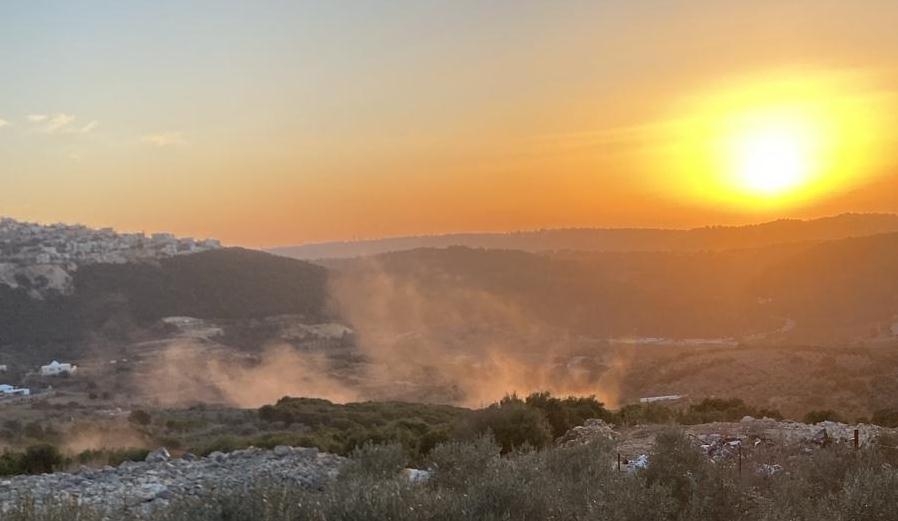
[0,248,329,345]
[331,232,898,342]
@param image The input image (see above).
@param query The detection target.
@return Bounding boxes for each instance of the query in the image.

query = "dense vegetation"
[6,392,888,481]
[74,248,328,323]
[0,248,328,353]
[201,393,614,458]
[0,444,149,477]
[8,430,898,521]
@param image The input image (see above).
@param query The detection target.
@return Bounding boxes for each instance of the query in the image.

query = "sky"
[2,1,898,246]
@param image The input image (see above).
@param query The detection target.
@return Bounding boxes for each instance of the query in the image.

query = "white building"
[40,361,77,376]
[0,384,30,396]
[0,365,7,373]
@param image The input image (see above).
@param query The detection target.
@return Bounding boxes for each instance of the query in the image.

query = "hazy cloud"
[79,120,99,134]
[45,113,76,133]
[0,118,8,128]
[25,113,98,134]
[142,131,187,147]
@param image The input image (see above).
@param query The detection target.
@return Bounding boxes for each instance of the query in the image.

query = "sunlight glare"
[657,71,888,211]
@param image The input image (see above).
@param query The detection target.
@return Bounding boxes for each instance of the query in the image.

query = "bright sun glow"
[736,131,806,194]
[658,71,888,210]
[725,111,821,198]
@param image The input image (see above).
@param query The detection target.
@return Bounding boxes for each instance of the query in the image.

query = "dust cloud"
[328,258,629,408]
[137,342,359,408]
[134,258,629,409]
[62,423,148,455]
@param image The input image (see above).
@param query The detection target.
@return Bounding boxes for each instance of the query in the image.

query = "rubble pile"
[562,416,898,474]
[559,418,619,446]
[0,446,342,517]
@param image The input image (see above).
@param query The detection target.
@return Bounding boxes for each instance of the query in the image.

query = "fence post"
[617,452,621,472]
[854,429,859,450]
[737,444,742,477]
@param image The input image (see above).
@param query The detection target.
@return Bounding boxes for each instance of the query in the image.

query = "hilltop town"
[0,217,221,299]
[0,217,221,267]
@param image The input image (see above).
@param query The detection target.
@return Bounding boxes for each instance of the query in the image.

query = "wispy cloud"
[45,113,76,133]
[141,131,187,147]
[0,118,9,128]
[79,120,99,134]
[25,113,98,134]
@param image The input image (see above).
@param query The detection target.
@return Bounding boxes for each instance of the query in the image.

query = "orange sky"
[2,1,898,246]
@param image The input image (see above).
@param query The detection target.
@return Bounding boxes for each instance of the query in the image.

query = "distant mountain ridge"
[330,230,898,343]
[271,213,898,259]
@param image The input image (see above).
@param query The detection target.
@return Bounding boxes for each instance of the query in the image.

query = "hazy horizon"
[4,1,898,246]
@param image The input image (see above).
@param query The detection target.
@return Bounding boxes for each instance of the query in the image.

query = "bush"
[341,442,408,480]
[615,403,676,425]
[524,391,612,439]
[680,398,755,424]
[462,395,553,453]
[128,409,152,426]
[429,435,500,490]
[644,429,743,520]
[76,448,149,467]
[20,444,63,474]
[803,409,843,424]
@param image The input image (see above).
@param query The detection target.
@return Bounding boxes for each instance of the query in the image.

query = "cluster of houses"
[0,217,221,267]
[0,360,78,400]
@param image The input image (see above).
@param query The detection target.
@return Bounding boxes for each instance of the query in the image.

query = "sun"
[725,113,819,198]
[656,71,888,210]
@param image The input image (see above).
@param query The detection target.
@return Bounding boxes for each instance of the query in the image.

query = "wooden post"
[854,429,859,450]
[737,444,742,477]
[617,452,621,472]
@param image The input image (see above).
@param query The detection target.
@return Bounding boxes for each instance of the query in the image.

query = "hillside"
[272,213,898,259]
[330,233,898,342]
[0,248,329,352]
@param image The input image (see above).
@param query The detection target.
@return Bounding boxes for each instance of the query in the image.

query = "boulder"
[145,448,170,464]
[273,445,292,457]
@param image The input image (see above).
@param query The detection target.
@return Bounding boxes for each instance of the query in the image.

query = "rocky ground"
[2,417,896,518]
[561,416,898,472]
[0,446,343,517]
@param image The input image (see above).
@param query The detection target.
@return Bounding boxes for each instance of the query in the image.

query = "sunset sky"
[3,1,898,246]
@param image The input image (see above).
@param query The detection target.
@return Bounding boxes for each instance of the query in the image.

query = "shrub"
[803,409,843,424]
[76,448,149,467]
[429,435,501,490]
[462,395,553,453]
[341,442,408,481]
[680,398,754,424]
[524,391,612,438]
[128,409,152,426]
[615,403,676,425]
[20,444,63,474]
[645,429,745,520]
